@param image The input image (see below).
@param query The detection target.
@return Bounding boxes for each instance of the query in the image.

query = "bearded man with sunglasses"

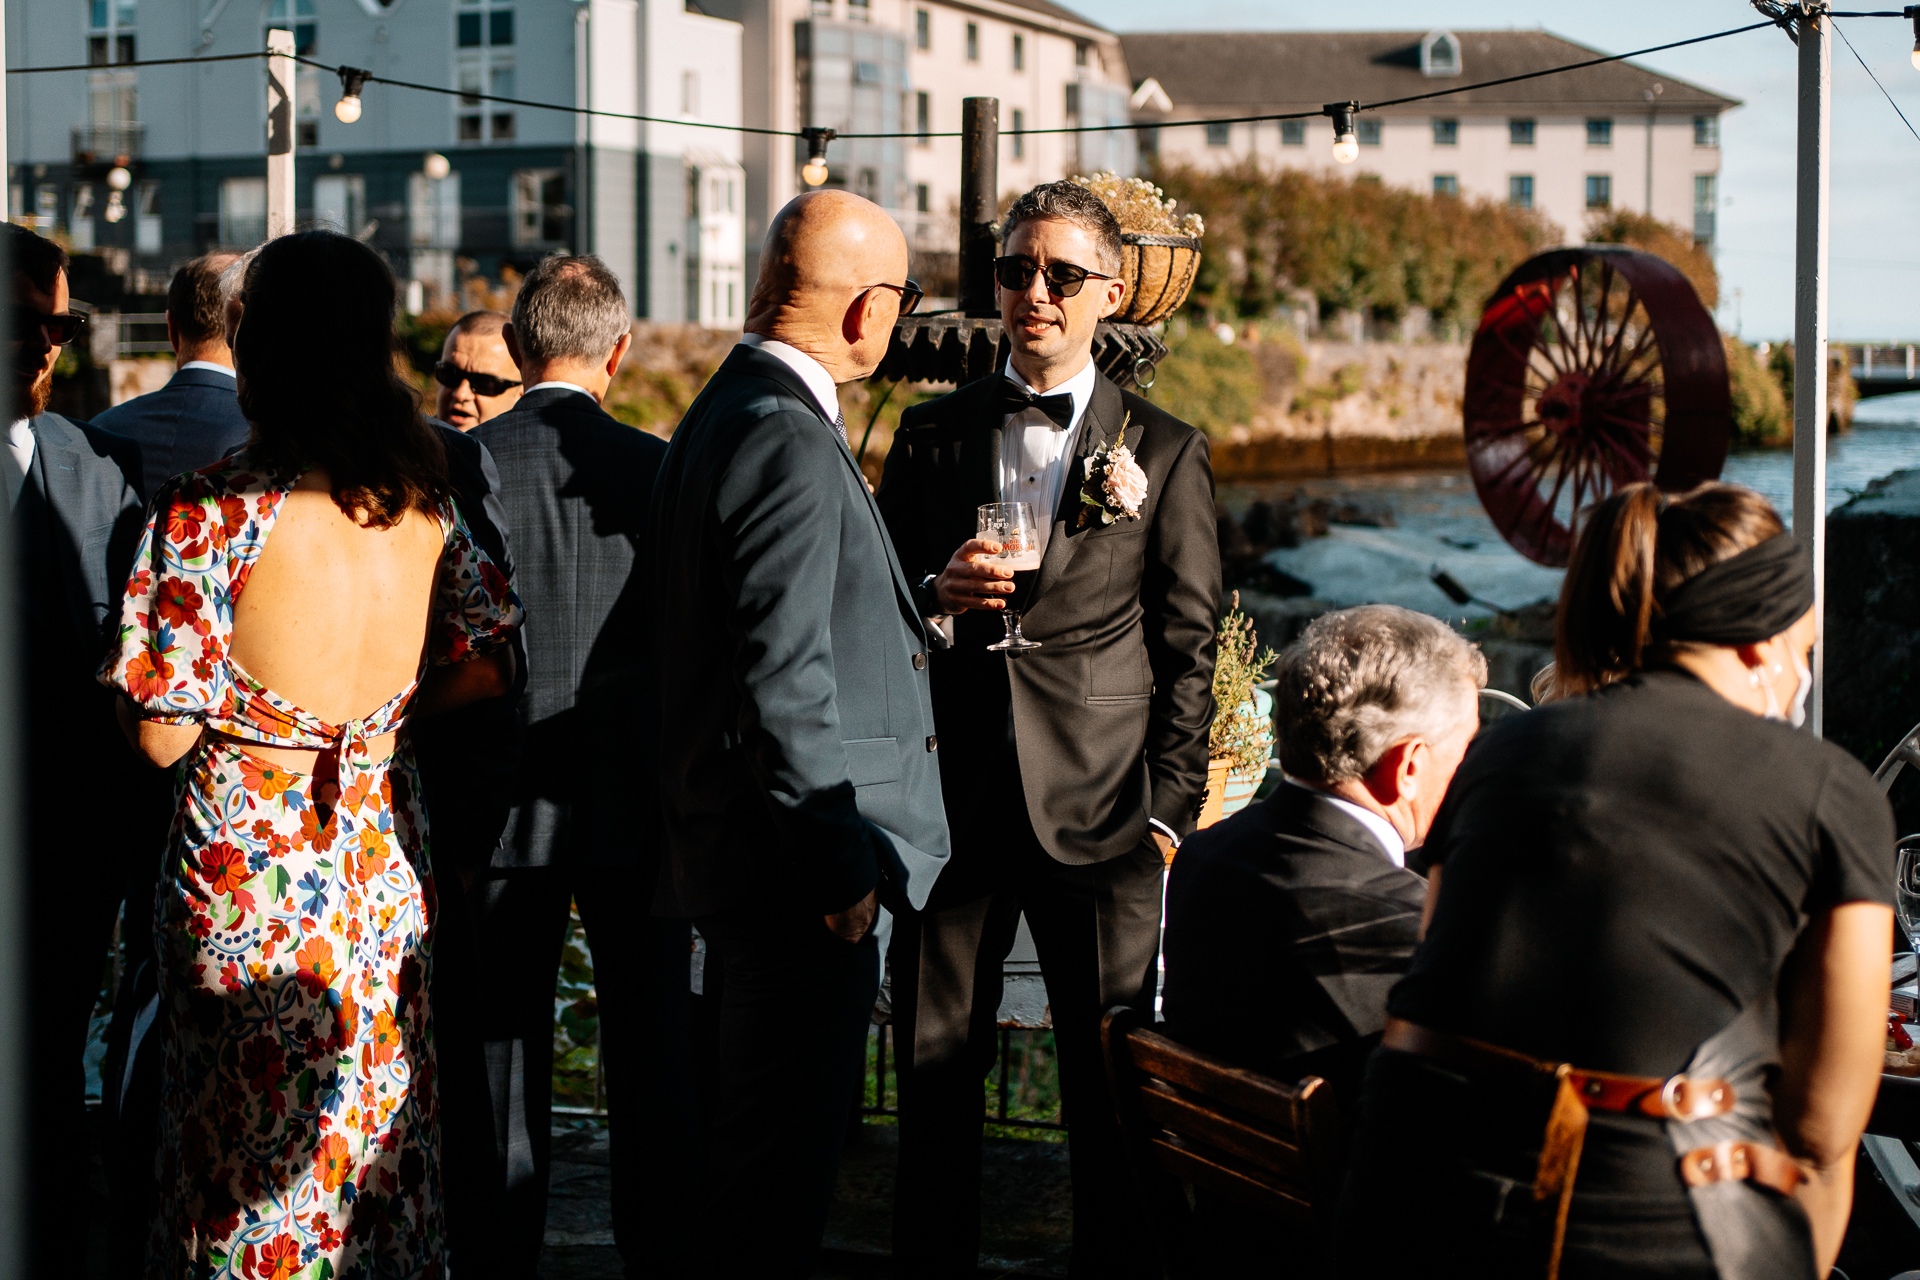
[5,222,151,1269]
[877,180,1221,1278]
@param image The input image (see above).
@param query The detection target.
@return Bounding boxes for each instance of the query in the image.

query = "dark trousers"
[693,904,880,1278]
[889,824,1164,1279]
[472,865,697,1278]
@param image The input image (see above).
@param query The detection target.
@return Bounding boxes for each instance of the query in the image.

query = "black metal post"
[997,1027,1012,1120]
[958,96,999,322]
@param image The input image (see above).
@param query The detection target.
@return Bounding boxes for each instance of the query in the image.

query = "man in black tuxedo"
[5,223,150,1270]
[875,180,1220,1277]
[92,251,249,498]
[1162,604,1484,1274]
[465,254,687,1278]
[652,189,949,1275]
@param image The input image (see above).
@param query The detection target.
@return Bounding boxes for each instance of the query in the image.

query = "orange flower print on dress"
[199,842,247,896]
[240,754,297,802]
[258,1233,301,1280]
[294,938,336,999]
[313,1133,353,1193]
[124,648,174,702]
[368,1007,400,1067]
[163,497,204,545]
[154,576,205,631]
[353,827,390,884]
[300,805,335,854]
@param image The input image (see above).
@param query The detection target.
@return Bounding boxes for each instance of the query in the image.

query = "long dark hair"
[234,231,448,527]
[1555,481,1785,693]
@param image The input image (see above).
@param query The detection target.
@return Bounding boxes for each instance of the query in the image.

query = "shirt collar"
[1002,355,1097,434]
[525,380,596,401]
[740,333,840,425]
[179,360,235,376]
[1287,780,1407,868]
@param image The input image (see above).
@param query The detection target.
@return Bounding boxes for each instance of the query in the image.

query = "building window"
[1585,174,1612,210]
[1587,117,1612,147]
[683,71,699,116]
[1356,119,1381,147]
[1012,108,1025,160]
[458,115,483,142]
[1509,118,1535,146]
[1074,41,1089,68]
[88,0,138,64]
[1695,115,1719,147]
[915,183,930,214]
[1205,120,1230,147]
[1433,173,1459,197]
[1064,83,1080,120]
[457,0,516,144]
[490,9,512,44]
[1421,29,1460,76]
[965,22,978,62]
[1508,175,1534,209]
[69,186,97,252]
[135,181,162,254]
[1432,118,1458,146]
[1694,174,1717,246]
[1012,33,1024,71]
[853,61,880,86]
[855,168,877,201]
[1280,119,1305,146]
[491,112,515,140]
[512,168,567,245]
[314,173,366,236]
[915,8,929,50]
[33,184,58,232]
[915,91,930,145]
[1140,126,1159,156]
[220,176,268,246]
[847,0,870,21]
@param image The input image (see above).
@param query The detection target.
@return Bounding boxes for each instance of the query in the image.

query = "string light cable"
[7,13,1913,166]
[1832,16,1920,144]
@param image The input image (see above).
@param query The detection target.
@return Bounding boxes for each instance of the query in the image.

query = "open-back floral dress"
[100,453,522,1280]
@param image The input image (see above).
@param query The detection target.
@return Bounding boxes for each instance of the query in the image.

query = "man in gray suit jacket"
[652,190,948,1274]
[7,223,151,1270]
[92,252,250,499]
[468,254,687,1279]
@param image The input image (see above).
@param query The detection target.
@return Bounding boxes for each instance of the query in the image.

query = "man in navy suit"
[6,223,150,1269]
[652,189,949,1275]
[468,254,687,1278]
[92,252,249,498]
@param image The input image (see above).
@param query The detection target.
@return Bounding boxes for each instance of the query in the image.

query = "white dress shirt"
[1287,780,1408,868]
[524,380,596,401]
[998,356,1097,559]
[739,333,841,427]
[180,359,236,376]
[8,419,34,477]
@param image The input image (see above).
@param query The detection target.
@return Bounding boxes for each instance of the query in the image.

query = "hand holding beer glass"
[977,501,1042,653]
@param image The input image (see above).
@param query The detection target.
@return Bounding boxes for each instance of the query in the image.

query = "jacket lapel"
[1032,372,1123,602]
[28,420,96,643]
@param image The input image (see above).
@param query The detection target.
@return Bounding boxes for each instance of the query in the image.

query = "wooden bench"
[1100,1005,1344,1278]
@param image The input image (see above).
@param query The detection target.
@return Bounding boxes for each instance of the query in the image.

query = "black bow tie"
[998,383,1076,430]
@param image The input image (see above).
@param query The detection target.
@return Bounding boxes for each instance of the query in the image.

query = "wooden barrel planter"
[1116,232,1201,326]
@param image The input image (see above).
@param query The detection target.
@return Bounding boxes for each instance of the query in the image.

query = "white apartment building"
[1122,29,1736,252]
[6,0,746,324]
[703,0,1134,290]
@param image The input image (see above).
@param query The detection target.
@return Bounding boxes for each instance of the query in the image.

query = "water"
[1223,392,1920,620]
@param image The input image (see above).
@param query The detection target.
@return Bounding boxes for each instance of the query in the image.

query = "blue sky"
[1093,1,1920,341]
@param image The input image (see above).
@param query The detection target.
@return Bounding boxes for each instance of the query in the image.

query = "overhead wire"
[1830,16,1920,144]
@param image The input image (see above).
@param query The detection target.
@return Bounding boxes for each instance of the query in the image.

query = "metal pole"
[958,96,999,322]
[265,28,296,239]
[1792,1,1832,735]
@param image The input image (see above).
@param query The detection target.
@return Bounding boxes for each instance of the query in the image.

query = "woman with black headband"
[1334,482,1893,1280]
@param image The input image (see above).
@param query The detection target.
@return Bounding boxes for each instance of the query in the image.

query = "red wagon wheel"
[1463,247,1730,567]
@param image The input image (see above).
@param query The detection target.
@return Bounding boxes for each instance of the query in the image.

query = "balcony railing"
[72,124,145,165]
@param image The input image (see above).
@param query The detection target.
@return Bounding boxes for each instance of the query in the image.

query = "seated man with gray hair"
[1161,604,1485,1271]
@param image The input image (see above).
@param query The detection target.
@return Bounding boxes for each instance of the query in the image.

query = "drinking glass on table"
[978,501,1043,654]
[1897,836,1920,955]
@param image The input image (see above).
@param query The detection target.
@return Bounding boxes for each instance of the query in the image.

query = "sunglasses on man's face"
[13,308,87,347]
[433,361,522,398]
[864,278,924,316]
[993,256,1115,300]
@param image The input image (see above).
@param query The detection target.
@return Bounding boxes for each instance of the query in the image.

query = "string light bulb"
[423,152,451,181]
[105,165,132,191]
[335,66,370,123]
[801,126,835,187]
[1908,6,1920,71]
[1325,101,1361,165]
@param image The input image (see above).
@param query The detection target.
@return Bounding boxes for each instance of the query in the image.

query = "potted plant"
[1196,592,1277,835]
[1069,173,1204,327]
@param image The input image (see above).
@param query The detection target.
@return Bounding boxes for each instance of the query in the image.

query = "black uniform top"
[1391,668,1893,1079]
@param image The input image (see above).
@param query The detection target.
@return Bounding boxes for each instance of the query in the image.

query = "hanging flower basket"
[1116,232,1202,327]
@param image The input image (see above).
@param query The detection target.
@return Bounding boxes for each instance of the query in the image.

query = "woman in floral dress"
[101,232,522,1280]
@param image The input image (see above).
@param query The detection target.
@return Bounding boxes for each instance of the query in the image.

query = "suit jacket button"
[912,652,927,670]
[926,735,938,752]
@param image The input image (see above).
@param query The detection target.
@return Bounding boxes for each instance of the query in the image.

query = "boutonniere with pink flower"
[1078,413,1147,528]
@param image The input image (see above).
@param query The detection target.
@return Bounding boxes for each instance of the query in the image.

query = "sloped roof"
[997,0,1110,33]
[1119,29,1740,113]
